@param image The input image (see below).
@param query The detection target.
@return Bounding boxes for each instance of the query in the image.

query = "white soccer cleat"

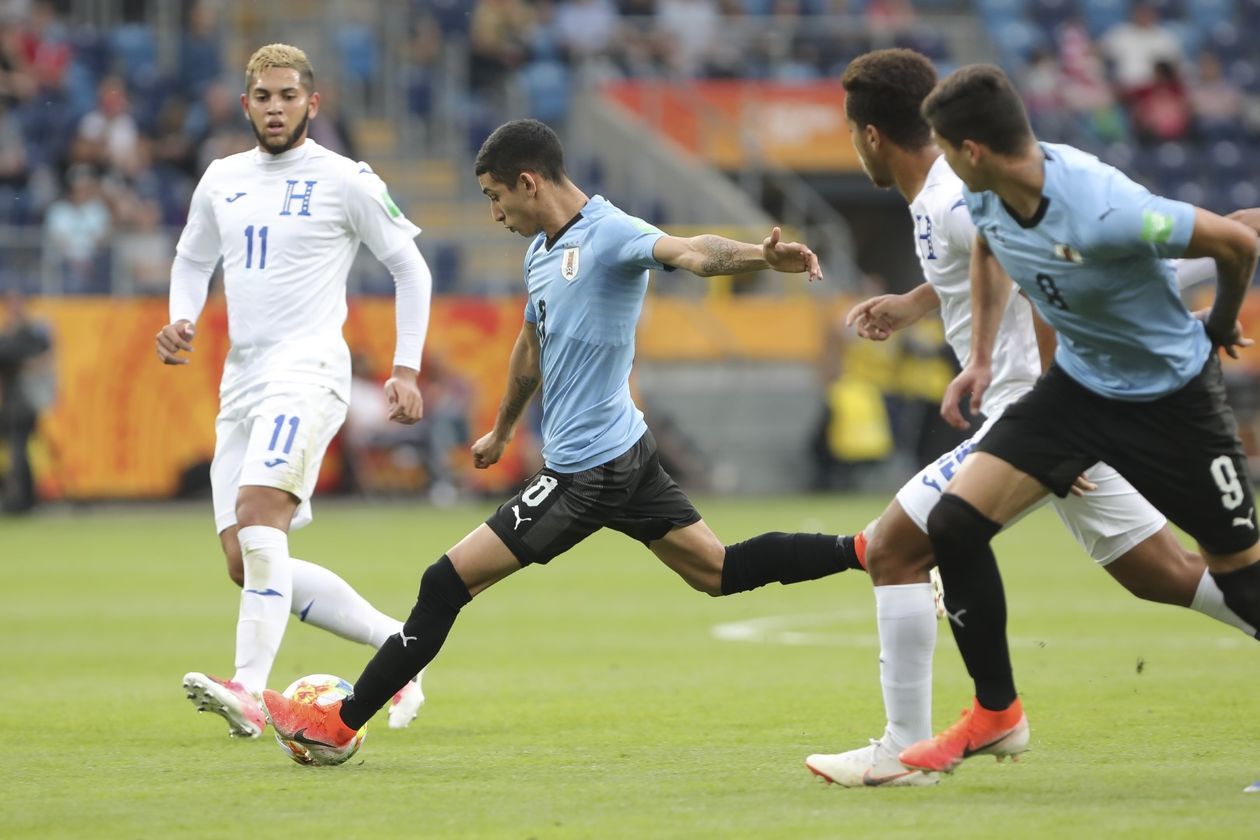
[930,566,947,620]
[387,678,426,729]
[806,737,939,787]
[183,671,266,738]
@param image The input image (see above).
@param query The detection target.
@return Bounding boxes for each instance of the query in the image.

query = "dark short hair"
[921,64,1034,155]
[474,119,567,187]
[841,49,938,150]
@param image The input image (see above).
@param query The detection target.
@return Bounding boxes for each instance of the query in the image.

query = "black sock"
[339,555,471,729]
[926,493,1014,712]
[719,531,859,596]
[1211,560,1260,639]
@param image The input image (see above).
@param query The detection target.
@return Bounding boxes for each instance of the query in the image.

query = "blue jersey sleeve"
[1089,173,1196,259]
[591,213,666,272]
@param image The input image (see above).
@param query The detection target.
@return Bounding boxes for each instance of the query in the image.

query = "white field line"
[710,612,1248,650]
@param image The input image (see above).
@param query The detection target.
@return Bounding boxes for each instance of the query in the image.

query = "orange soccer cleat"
[898,697,1029,774]
[262,688,359,751]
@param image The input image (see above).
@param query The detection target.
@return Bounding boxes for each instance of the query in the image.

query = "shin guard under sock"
[926,493,1013,711]
[340,555,471,729]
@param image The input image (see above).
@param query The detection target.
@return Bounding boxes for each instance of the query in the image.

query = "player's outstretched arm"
[1183,208,1260,358]
[845,282,941,341]
[651,227,823,282]
[472,321,541,470]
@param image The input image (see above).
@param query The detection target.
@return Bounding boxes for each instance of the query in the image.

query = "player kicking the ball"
[261,119,880,753]
[804,50,1258,787]
[156,44,432,738]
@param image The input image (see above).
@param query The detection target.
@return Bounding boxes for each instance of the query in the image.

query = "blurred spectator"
[177,0,223,100]
[406,12,443,121]
[655,0,720,77]
[555,0,620,61]
[72,75,145,178]
[17,0,70,96]
[343,353,472,503]
[189,81,252,172]
[865,0,916,36]
[1191,52,1244,140]
[112,196,172,295]
[810,290,896,491]
[0,97,28,220]
[1100,2,1182,94]
[1130,59,1192,143]
[42,165,110,293]
[0,18,35,107]
[307,80,358,159]
[468,0,534,97]
[0,289,53,513]
[1058,20,1128,145]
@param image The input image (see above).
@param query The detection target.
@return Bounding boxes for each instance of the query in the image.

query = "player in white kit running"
[804,49,1256,787]
[155,44,432,738]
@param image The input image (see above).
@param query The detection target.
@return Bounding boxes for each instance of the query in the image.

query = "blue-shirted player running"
[262,119,874,751]
[893,64,1260,775]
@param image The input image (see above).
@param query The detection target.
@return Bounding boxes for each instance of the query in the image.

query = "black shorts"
[977,355,1258,555]
[485,430,703,566]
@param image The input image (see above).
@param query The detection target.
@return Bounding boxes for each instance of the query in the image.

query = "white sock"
[290,557,403,648]
[874,583,937,749]
[1191,569,1257,637]
[232,525,293,694]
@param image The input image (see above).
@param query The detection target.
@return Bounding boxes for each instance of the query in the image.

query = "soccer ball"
[273,674,367,766]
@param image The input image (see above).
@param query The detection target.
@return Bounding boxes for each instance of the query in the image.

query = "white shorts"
[894,414,1166,566]
[210,383,348,535]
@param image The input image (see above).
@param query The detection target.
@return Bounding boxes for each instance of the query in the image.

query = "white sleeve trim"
[380,241,432,372]
[1172,257,1217,291]
[169,253,218,325]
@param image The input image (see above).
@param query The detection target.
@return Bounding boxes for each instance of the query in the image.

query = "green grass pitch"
[3,495,1256,838]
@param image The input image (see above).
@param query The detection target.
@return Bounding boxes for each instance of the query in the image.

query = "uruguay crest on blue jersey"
[561,246,579,281]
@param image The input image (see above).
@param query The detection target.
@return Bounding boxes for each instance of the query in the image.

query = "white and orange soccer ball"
[274,674,367,766]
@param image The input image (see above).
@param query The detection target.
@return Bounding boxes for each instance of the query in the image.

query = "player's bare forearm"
[681,235,764,276]
[902,282,942,321]
[492,326,541,439]
[653,228,821,280]
[1185,209,1260,344]
[967,235,1008,368]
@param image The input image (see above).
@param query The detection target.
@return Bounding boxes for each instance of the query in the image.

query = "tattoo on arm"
[694,235,754,275]
[500,374,539,426]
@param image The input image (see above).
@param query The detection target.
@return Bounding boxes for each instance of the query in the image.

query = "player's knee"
[926,493,998,561]
[866,529,933,586]
[235,486,295,529]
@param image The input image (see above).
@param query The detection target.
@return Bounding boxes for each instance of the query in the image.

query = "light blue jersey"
[523,195,665,471]
[963,143,1207,400]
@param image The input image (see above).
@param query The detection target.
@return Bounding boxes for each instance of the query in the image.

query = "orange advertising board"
[600,80,861,172]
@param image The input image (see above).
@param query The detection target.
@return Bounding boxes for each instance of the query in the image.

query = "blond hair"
[244,43,315,93]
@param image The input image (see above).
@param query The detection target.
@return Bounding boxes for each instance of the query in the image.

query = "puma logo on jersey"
[1233,508,1255,529]
[945,606,967,628]
[226,192,246,202]
[398,630,417,647]
[511,504,532,530]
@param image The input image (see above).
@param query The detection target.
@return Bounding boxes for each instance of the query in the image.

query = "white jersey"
[908,155,1041,417]
[174,140,422,402]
